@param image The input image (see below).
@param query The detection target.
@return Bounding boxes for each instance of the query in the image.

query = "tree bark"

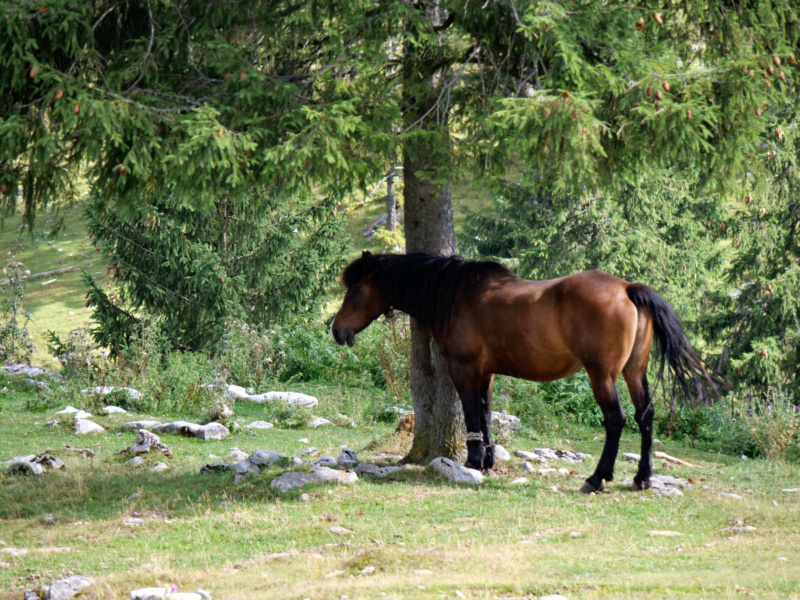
[386,161,397,232]
[401,2,464,465]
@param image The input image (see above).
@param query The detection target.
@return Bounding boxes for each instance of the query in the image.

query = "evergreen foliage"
[84,186,346,351]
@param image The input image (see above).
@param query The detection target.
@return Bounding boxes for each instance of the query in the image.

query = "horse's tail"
[626,283,728,406]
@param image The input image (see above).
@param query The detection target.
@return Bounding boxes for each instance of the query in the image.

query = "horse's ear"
[361,250,372,271]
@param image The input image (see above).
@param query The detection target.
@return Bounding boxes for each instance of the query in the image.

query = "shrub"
[0,262,35,364]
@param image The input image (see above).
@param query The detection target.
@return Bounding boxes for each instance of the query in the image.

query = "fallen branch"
[0,266,80,286]
[654,451,700,468]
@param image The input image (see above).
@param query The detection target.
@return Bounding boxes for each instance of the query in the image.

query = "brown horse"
[331,252,724,493]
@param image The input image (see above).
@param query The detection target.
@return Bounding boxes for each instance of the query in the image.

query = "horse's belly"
[489,344,582,382]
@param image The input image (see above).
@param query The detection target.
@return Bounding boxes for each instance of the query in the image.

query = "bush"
[216,319,283,389]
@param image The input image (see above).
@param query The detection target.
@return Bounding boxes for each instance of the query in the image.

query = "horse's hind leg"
[623,369,654,490]
[479,375,495,471]
[581,370,626,493]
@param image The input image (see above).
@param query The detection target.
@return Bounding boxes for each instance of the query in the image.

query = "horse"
[331,251,725,493]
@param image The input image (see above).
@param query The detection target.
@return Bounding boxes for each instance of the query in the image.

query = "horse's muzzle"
[331,326,355,347]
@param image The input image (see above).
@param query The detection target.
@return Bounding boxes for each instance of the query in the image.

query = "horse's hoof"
[464,460,482,471]
[579,481,603,494]
[631,478,651,491]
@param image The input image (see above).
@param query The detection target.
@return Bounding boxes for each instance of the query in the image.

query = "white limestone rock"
[119,420,161,432]
[269,466,358,492]
[247,391,319,408]
[491,411,521,431]
[150,462,168,473]
[45,575,92,600]
[226,384,250,399]
[100,405,128,414]
[74,419,105,435]
[516,450,547,463]
[244,421,273,430]
[81,386,143,400]
[314,455,337,468]
[534,448,592,463]
[337,448,358,469]
[130,588,166,600]
[248,449,286,466]
[493,444,511,461]
[150,421,229,440]
[2,363,45,377]
[223,449,250,462]
[56,406,79,415]
[307,417,332,429]
[622,452,641,462]
[355,463,404,478]
[120,429,172,458]
[429,457,484,485]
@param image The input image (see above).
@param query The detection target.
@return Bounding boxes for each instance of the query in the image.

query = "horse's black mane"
[342,253,516,335]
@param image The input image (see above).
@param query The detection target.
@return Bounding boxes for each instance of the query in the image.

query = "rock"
[150,462,168,472]
[307,417,333,428]
[516,450,547,463]
[722,526,757,534]
[81,386,143,400]
[244,421,274,430]
[74,419,105,434]
[24,590,40,600]
[248,449,286,466]
[120,429,173,458]
[166,593,205,600]
[329,525,352,535]
[1,363,45,377]
[73,410,92,419]
[294,447,319,459]
[720,493,743,500]
[247,391,319,408]
[337,448,358,469]
[45,420,59,428]
[119,420,162,432]
[510,477,529,485]
[493,444,511,461]
[299,493,311,502]
[622,474,691,497]
[314,455,338,468]
[650,475,693,489]
[150,421,229,440]
[223,449,250,462]
[622,452,641,462]
[1,547,28,556]
[429,457,484,485]
[539,596,569,600]
[130,588,166,599]
[226,384,250,399]
[377,406,411,421]
[56,406,80,414]
[46,575,91,600]
[355,463,403,478]
[520,461,536,472]
[101,405,128,414]
[361,566,376,575]
[491,411,521,431]
[3,455,43,475]
[128,456,145,467]
[270,466,358,492]
[533,448,591,464]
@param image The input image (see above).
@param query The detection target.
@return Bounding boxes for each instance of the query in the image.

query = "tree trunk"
[401,2,464,465]
[386,162,397,232]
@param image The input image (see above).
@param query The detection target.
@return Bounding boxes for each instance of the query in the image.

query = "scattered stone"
[648,530,682,537]
[329,525,352,535]
[355,463,404,478]
[56,406,80,415]
[429,457,484,485]
[493,444,511,461]
[510,477,529,485]
[124,517,144,526]
[119,420,162,432]
[314,455,338,468]
[537,468,557,475]
[226,384,250,399]
[244,421,274,430]
[299,493,311,502]
[3,453,64,476]
[307,417,333,429]
[324,570,345,579]
[128,456,145,467]
[337,448,358,469]
[0,547,28,556]
[46,575,91,600]
[520,461,536,472]
[534,448,591,464]
[782,488,800,493]
[150,421,229,440]
[539,595,569,600]
[223,449,250,463]
[516,450,547,463]
[335,413,355,426]
[1,363,45,377]
[73,409,92,419]
[119,429,173,458]
[720,493,743,500]
[45,420,59,428]
[270,466,358,492]
[74,418,105,435]
[722,526,757,534]
[23,590,40,600]
[622,474,691,496]
[150,462,168,473]
[622,452,641,463]
[361,566,375,575]
[100,405,128,414]
[247,391,319,408]
[294,447,319,459]
[378,406,411,421]
[491,411,521,432]
[248,449,286,466]
[81,386,143,400]
[56,446,95,458]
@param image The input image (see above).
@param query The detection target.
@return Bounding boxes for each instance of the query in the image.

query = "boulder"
[307,417,332,429]
[493,444,511,461]
[150,462,168,472]
[1,363,45,377]
[151,421,229,440]
[45,575,91,600]
[119,420,162,432]
[73,410,92,419]
[3,455,42,475]
[429,457,484,485]
[101,405,128,414]
[336,448,358,469]
[314,455,338,468]
[244,421,273,430]
[119,429,172,458]
[56,406,80,415]
[247,391,319,408]
[226,384,250,399]
[269,466,358,492]
[81,386,143,400]
[223,449,250,462]
[74,419,105,435]
[355,463,403,478]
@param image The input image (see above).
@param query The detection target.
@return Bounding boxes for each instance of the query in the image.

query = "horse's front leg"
[449,364,485,471]
[479,375,495,471]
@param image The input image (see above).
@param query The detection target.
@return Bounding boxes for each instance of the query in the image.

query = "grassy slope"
[0,204,109,366]
[1,385,799,599]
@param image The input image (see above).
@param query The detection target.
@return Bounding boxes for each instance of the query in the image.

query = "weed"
[0,262,35,364]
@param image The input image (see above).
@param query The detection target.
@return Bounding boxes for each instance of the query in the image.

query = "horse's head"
[331,251,388,347]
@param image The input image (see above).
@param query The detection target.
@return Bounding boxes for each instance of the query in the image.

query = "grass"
[1,383,799,599]
[0,203,109,366]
